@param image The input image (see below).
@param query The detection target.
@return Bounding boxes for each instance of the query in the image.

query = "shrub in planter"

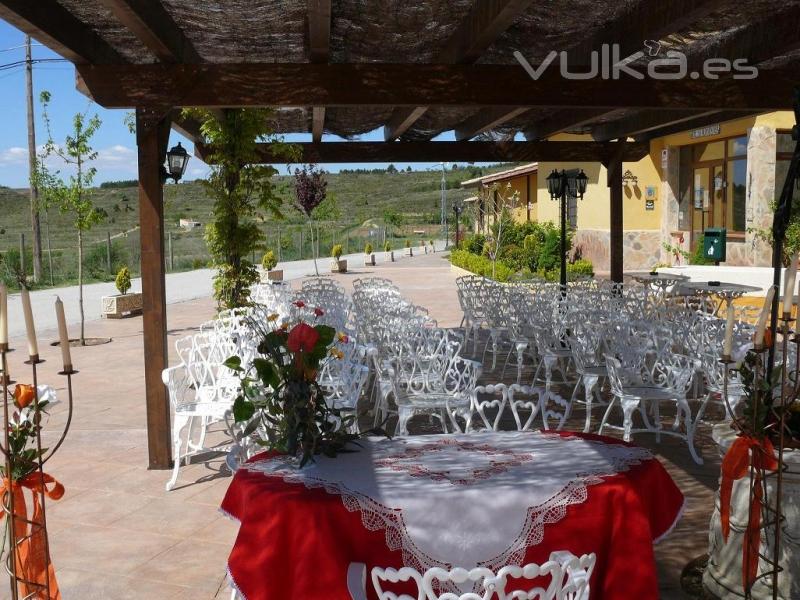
[364,243,373,255]
[115,266,132,295]
[364,242,375,265]
[331,244,343,260]
[383,241,391,252]
[261,250,277,271]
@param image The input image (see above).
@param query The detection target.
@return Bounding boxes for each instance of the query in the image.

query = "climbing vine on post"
[185,108,298,309]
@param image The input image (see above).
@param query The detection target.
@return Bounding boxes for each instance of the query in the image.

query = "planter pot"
[266,269,283,282]
[364,253,376,266]
[430,245,435,253]
[385,251,395,262]
[404,247,413,257]
[101,292,143,319]
[704,423,800,599]
[330,259,347,273]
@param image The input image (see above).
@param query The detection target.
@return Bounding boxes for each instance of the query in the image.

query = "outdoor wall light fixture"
[545,169,588,292]
[621,169,638,187]
[162,142,190,184]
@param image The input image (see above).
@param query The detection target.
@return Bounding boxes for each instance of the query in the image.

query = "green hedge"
[449,249,513,282]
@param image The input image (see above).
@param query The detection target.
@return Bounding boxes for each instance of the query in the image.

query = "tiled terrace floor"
[3,251,717,599]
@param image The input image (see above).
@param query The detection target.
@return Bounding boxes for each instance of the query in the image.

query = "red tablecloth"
[221,431,683,600]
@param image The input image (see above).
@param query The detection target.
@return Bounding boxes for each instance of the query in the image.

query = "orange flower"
[329,348,344,360]
[267,313,279,322]
[337,332,349,344]
[13,384,35,409]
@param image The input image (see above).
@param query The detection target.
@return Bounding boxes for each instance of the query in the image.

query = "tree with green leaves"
[184,108,298,309]
[383,208,404,239]
[35,91,106,344]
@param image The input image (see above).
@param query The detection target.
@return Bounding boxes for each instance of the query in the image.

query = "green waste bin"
[703,227,727,263]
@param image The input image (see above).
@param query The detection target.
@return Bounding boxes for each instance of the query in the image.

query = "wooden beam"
[383,107,430,141]
[605,144,625,284]
[635,110,757,141]
[455,107,530,141]
[195,140,650,164]
[312,107,325,143]
[307,0,332,63]
[98,0,200,63]
[307,0,331,142]
[76,62,798,110]
[136,107,172,470]
[0,0,123,64]
[524,109,610,141]
[385,0,535,141]
[592,109,724,141]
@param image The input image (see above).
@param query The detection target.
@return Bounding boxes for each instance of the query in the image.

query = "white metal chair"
[347,551,596,600]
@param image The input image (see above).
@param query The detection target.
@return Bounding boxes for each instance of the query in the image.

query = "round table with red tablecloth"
[221,431,684,600]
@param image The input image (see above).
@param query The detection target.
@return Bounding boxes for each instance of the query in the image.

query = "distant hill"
[0,163,516,287]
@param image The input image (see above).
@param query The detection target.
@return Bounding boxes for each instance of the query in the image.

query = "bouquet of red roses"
[226,302,358,466]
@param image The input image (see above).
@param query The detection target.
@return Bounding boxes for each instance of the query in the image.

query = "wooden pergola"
[1,0,797,469]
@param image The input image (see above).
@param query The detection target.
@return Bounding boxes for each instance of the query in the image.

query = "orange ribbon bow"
[720,435,778,591]
[0,472,64,600]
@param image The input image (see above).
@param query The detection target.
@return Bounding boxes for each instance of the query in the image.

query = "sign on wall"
[645,186,657,210]
[690,124,721,139]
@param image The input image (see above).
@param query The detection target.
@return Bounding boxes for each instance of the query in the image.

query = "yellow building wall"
[536,154,662,231]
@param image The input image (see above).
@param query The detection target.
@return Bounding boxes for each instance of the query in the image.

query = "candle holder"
[0,344,75,599]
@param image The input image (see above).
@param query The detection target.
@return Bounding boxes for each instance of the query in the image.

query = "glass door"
[691,162,725,248]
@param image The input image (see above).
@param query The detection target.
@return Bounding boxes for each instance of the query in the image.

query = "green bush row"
[449,249,513,282]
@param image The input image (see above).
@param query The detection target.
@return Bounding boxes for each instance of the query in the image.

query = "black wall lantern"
[162,142,190,183]
[546,168,588,292]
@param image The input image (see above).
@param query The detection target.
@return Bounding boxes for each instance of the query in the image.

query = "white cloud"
[0,147,28,166]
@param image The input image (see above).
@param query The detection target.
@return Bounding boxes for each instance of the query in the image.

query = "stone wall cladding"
[573,229,662,271]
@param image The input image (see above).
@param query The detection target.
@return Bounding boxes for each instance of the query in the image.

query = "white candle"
[723,303,735,358]
[783,251,799,316]
[20,287,38,357]
[755,287,776,347]
[0,283,7,346]
[54,296,72,370]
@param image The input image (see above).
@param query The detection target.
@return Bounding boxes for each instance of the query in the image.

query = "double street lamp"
[452,199,464,248]
[546,168,588,291]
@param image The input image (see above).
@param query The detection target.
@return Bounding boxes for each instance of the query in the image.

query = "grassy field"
[0,163,511,289]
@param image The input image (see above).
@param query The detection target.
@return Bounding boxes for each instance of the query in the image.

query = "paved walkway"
[6,242,444,338]
[1,250,715,599]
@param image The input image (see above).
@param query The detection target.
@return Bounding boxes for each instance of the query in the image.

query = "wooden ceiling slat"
[454,107,530,141]
[99,0,200,63]
[523,109,610,141]
[592,109,726,141]
[0,0,124,64]
[195,140,650,164]
[308,0,331,142]
[635,110,757,142]
[384,0,535,141]
[76,62,798,110]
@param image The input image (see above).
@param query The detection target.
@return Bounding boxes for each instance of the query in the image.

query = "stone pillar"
[746,126,777,266]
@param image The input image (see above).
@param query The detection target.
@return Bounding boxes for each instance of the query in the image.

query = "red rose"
[293,300,306,308]
[314,307,324,317]
[287,323,320,353]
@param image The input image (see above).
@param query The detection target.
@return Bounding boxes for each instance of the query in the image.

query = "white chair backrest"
[350,551,596,600]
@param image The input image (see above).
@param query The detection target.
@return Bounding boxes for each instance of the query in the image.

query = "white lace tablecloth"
[243,431,653,572]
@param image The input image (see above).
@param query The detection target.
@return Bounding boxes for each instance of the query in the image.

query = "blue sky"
[0,20,489,190]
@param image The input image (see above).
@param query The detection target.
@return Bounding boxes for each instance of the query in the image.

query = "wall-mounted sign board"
[690,124,721,139]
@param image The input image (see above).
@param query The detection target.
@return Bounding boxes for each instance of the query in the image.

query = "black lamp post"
[546,168,588,292]
[162,142,190,184]
[452,199,464,248]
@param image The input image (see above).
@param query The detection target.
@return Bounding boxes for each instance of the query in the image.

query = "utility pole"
[25,36,43,283]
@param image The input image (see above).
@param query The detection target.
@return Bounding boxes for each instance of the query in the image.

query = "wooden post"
[605,144,625,284]
[136,108,171,470]
[106,231,112,274]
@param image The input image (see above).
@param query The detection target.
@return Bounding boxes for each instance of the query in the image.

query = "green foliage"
[115,266,131,295]
[689,234,715,265]
[405,239,411,248]
[383,241,391,252]
[364,242,373,255]
[261,250,277,271]
[231,319,359,467]
[331,244,343,259]
[463,233,486,255]
[185,108,300,309]
[100,179,138,189]
[449,249,513,282]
